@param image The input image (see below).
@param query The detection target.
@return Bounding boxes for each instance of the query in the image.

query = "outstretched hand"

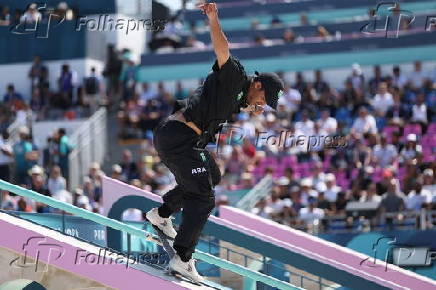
[198,2,218,20]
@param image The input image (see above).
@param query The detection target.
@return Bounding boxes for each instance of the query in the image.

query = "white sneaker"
[169,254,203,284]
[146,208,177,239]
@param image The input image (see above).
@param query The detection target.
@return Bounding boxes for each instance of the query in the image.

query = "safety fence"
[0,179,301,290]
[68,108,107,191]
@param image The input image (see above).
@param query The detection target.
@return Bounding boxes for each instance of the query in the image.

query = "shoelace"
[188,259,197,272]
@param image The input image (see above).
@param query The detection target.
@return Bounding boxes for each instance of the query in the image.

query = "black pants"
[0,164,10,182]
[153,118,221,261]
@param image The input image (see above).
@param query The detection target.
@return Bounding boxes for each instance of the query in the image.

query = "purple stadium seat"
[427,123,436,134]
[383,125,400,143]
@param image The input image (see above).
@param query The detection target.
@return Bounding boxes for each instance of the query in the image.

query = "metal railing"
[236,175,273,211]
[68,108,107,191]
[271,209,436,235]
[7,110,32,143]
[0,179,301,290]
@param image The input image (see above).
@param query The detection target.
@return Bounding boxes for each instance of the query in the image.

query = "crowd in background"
[0,55,108,128]
[1,55,435,232]
[5,57,431,229]
[114,60,436,230]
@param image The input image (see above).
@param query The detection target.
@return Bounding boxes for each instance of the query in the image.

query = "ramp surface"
[0,212,216,290]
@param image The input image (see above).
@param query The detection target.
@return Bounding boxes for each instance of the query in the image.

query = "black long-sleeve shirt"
[181,55,248,146]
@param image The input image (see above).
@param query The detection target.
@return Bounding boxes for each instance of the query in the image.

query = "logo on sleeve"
[192,167,207,174]
[236,91,243,101]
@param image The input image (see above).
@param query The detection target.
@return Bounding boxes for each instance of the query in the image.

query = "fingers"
[197,3,217,15]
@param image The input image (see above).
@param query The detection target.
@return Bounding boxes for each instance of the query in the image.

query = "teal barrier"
[0,179,300,290]
[199,1,436,30]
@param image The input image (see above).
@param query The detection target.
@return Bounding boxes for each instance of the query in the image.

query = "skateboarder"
[146,2,284,283]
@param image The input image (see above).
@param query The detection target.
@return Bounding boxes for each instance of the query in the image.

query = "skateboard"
[145,222,206,286]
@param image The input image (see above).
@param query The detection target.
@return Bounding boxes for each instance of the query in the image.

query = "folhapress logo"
[10,3,65,38]
[9,236,65,272]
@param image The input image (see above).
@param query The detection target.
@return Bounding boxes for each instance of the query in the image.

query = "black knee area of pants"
[157,203,172,218]
[174,244,191,262]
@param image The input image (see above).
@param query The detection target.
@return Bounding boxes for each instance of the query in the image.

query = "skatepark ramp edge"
[0,179,301,290]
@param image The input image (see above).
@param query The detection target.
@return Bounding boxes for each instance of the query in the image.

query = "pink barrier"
[219,206,436,290]
[0,212,190,290]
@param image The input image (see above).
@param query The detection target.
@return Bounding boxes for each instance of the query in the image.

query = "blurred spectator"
[298,197,325,232]
[83,67,103,113]
[380,179,405,228]
[13,127,39,184]
[54,128,73,178]
[300,178,318,206]
[103,45,122,99]
[28,55,49,95]
[20,3,41,23]
[400,134,422,162]
[282,29,295,43]
[408,61,428,91]
[57,64,78,108]
[368,65,385,95]
[313,70,329,95]
[174,81,189,100]
[315,26,330,39]
[139,83,157,104]
[351,107,377,136]
[120,149,139,181]
[422,169,435,205]
[372,82,393,117]
[317,109,337,135]
[27,165,51,213]
[294,72,308,97]
[3,84,24,106]
[1,190,16,210]
[372,135,398,168]
[0,6,10,26]
[392,66,407,89]
[52,189,72,205]
[119,52,138,102]
[347,63,365,91]
[360,183,382,202]
[324,174,341,202]
[254,34,273,46]
[111,164,123,180]
[266,188,286,221]
[411,93,428,129]
[0,131,13,182]
[77,195,92,211]
[47,165,66,196]
[386,88,410,122]
[280,83,301,113]
[405,179,430,211]
[295,111,314,137]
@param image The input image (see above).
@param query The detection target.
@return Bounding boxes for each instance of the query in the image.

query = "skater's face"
[246,81,266,115]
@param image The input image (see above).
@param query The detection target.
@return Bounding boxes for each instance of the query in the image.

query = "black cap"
[254,71,284,111]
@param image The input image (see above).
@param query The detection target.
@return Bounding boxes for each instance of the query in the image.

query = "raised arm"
[199,3,229,68]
